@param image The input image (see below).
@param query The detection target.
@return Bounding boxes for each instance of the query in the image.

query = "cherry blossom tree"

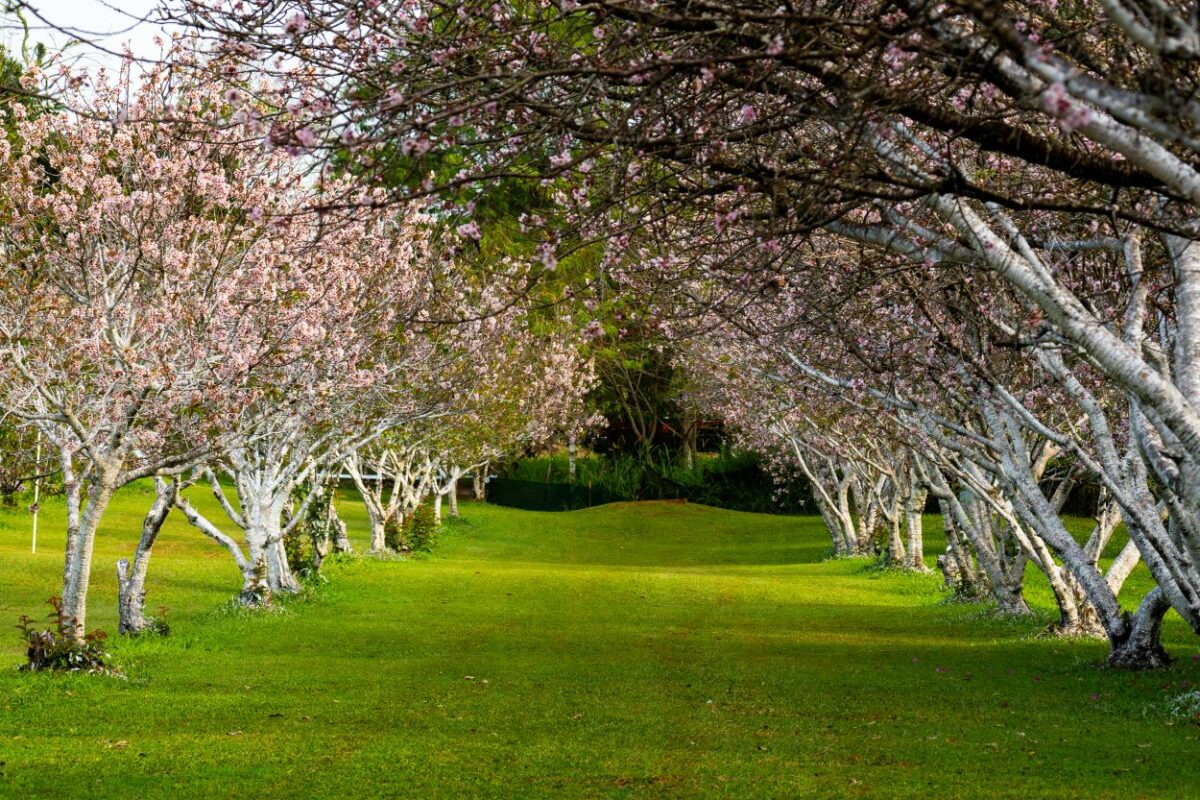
[149,1,1200,667]
[682,238,1168,660]
[170,204,448,602]
[0,55,378,639]
[344,309,595,547]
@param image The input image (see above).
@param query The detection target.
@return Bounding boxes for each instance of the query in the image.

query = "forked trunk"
[1109,589,1172,670]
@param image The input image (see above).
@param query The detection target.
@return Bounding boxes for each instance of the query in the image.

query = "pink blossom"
[284,12,308,36]
[295,127,317,149]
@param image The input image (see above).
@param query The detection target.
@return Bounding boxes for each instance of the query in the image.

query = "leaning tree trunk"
[814,497,853,555]
[116,477,178,635]
[175,492,256,599]
[835,475,863,555]
[936,499,1004,607]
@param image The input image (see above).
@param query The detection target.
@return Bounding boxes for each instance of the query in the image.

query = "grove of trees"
[4,0,1200,673]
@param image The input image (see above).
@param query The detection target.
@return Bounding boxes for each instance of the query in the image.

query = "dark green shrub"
[499,448,811,514]
[286,479,339,575]
[283,525,315,575]
[403,504,439,552]
[383,514,407,552]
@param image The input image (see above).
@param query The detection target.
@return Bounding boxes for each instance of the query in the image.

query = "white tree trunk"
[567,433,577,484]
[60,461,118,641]
[905,490,928,572]
[117,477,178,635]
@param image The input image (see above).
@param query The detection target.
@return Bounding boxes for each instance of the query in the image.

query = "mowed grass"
[1,485,1199,798]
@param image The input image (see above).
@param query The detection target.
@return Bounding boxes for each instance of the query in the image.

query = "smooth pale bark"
[567,433,577,484]
[176,450,322,602]
[850,473,881,553]
[116,477,179,635]
[905,489,928,571]
[980,403,1135,641]
[816,113,1200,666]
[175,493,260,601]
[984,368,1180,657]
[917,458,1031,615]
[226,476,303,596]
[831,465,863,554]
[344,450,393,551]
[838,153,1200,662]
[885,501,906,566]
[1106,539,1142,595]
[976,415,1097,633]
[474,465,488,501]
[432,465,468,523]
[59,460,118,641]
[60,449,82,594]
[332,518,353,552]
[941,203,1200,635]
[345,446,436,551]
[265,537,300,593]
[870,472,904,565]
[934,190,1200,480]
[842,449,931,571]
[789,438,870,556]
[934,499,995,603]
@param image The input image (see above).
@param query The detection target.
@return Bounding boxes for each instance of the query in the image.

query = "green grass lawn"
[1,486,1198,798]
